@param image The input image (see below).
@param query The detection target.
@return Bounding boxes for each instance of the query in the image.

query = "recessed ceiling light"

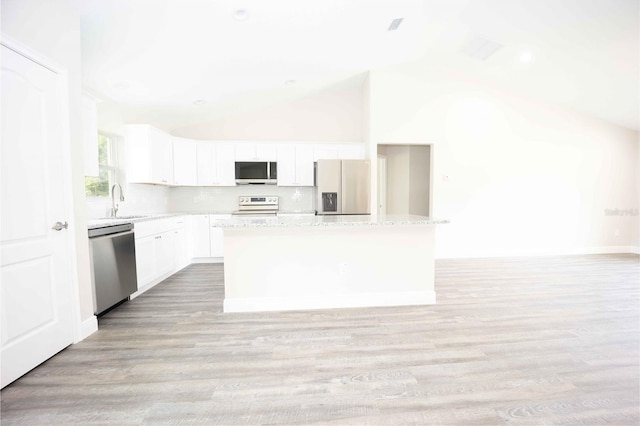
[193,99,206,106]
[233,9,250,21]
[388,18,403,31]
[285,80,296,86]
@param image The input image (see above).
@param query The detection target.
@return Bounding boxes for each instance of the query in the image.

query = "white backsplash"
[87,184,314,218]
[86,184,171,219]
[167,185,314,213]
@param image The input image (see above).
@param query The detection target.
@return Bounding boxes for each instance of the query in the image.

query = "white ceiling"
[79,0,639,131]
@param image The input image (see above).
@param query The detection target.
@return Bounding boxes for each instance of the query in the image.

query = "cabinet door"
[235,142,277,161]
[155,231,175,277]
[148,127,174,185]
[214,143,236,186]
[210,226,224,258]
[135,235,157,287]
[173,138,197,186]
[196,142,215,185]
[256,143,277,161]
[338,144,365,159]
[234,143,255,161]
[173,225,188,269]
[276,144,296,186]
[295,145,315,186]
[125,125,152,183]
[189,215,211,257]
[314,144,338,160]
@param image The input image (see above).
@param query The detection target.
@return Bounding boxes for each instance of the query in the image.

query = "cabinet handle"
[155,235,161,239]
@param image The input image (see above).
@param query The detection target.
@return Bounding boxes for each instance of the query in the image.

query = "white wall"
[2,0,96,321]
[172,82,362,142]
[408,145,431,216]
[369,63,640,257]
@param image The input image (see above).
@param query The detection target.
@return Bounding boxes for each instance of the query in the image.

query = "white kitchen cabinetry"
[210,227,224,258]
[235,142,277,161]
[338,143,365,159]
[189,214,211,257]
[196,142,236,186]
[314,143,365,160]
[209,215,230,260]
[126,124,174,185]
[187,214,228,262]
[277,144,314,186]
[173,138,198,186]
[313,143,338,160]
[132,216,187,296]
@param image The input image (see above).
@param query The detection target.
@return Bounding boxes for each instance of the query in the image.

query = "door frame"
[377,154,387,216]
[1,36,87,343]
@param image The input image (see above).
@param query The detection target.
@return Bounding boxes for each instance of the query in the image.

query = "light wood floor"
[1,254,639,425]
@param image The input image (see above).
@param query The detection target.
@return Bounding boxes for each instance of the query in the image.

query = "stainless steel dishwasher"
[88,223,138,316]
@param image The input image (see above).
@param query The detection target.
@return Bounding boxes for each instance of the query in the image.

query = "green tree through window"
[85,133,117,197]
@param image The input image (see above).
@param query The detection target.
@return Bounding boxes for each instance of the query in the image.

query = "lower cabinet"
[133,216,187,296]
[210,227,224,257]
[133,214,227,297]
[188,214,229,261]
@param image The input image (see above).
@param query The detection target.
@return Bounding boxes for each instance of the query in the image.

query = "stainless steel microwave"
[235,161,277,185]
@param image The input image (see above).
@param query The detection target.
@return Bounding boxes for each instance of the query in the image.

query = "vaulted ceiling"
[79,0,639,131]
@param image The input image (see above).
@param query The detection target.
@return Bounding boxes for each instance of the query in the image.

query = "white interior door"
[377,155,387,216]
[1,45,75,388]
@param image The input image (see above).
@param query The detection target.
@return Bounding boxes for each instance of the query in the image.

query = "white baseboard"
[75,316,98,343]
[436,246,639,259]
[190,257,223,264]
[224,291,436,313]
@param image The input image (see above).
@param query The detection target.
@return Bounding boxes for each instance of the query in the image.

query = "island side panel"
[222,225,436,312]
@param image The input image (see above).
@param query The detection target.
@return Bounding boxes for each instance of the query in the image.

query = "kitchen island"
[218,214,448,313]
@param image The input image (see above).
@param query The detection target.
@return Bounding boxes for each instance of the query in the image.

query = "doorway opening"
[377,144,432,217]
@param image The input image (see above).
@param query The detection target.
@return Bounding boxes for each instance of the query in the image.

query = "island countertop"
[87,213,448,230]
[215,214,448,228]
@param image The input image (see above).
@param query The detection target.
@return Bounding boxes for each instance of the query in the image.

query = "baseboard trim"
[75,316,98,343]
[190,257,223,264]
[436,246,639,259]
[224,291,436,313]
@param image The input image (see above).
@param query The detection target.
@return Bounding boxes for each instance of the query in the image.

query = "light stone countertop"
[214,214,448,228]
[88,213,448,230]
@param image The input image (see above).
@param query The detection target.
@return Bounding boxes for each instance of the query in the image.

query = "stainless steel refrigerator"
[314,159,371,215]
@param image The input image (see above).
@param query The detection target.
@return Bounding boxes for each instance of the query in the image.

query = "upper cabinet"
[313,143,365,160]
[277,144,314,186]
[124,126,365,188]
[173,137,197,186]
[235,142,277,161]
[196,141,236,186]
[126,125,174,185]
[338,143,365,160]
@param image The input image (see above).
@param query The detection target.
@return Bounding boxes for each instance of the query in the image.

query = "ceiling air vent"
[460,36,503,61]
[388,18,403,31]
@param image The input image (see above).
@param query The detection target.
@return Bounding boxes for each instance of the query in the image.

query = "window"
[85,133,120,197]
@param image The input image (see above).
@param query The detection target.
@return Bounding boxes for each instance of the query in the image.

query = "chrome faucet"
[111,183,124,218]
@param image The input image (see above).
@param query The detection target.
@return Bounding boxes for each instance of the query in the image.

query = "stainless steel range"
[232,196,279,216]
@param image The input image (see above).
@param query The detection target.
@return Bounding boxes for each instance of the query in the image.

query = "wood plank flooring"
[1,254,638,425]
